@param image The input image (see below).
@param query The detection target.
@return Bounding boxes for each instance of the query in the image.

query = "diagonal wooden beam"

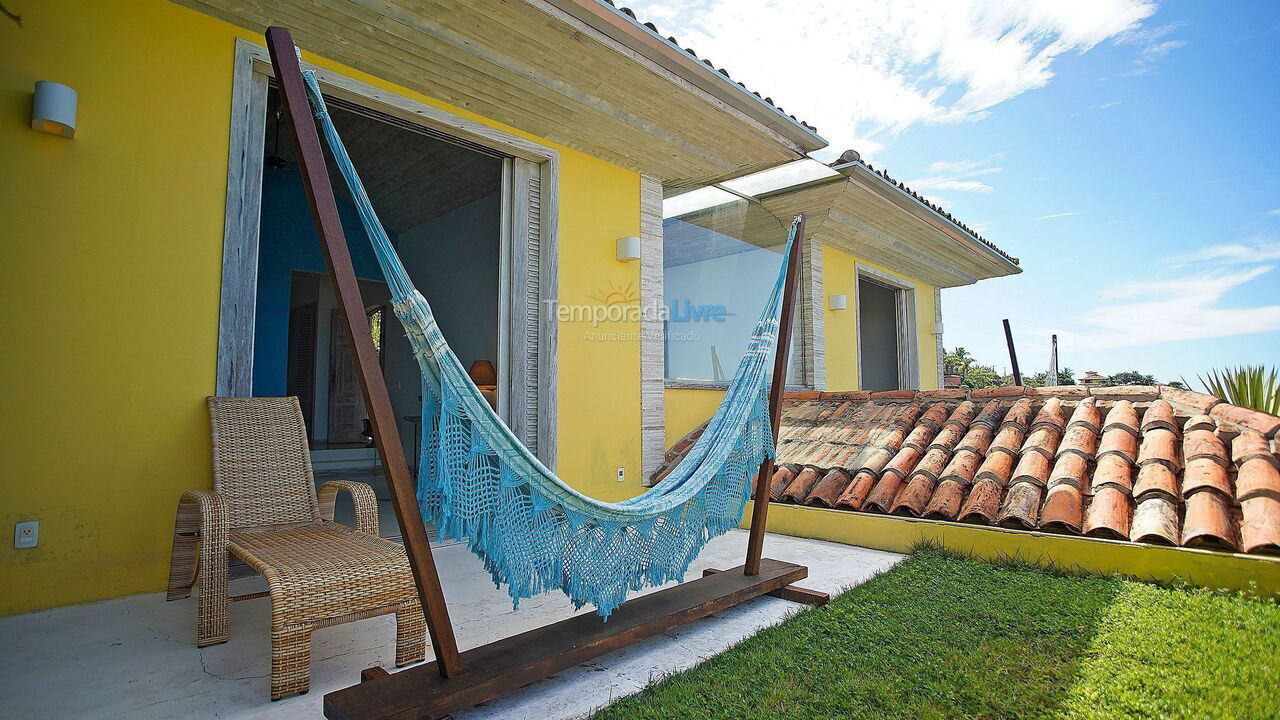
[264,26,463,677]
[745,214,806,575]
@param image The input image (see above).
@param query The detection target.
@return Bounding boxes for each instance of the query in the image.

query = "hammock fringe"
[303,70,794,618]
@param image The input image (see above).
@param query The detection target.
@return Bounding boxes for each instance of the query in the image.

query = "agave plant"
[1197,365,1280,415]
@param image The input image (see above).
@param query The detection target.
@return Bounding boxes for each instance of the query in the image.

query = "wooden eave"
[175,0,824,189]
[546,0,828,154]
[756,168,1022,288]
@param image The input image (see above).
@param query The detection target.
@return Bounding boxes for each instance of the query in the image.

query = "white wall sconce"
[829,294,848,310]
[32,81,77,138]
[615,236,641,262]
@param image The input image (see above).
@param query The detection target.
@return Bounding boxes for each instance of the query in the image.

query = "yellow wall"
[750,503,1280,598]
[0,0,642,614]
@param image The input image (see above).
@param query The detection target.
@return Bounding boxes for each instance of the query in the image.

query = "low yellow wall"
[0,0,642,613]
[749,502,1280,597]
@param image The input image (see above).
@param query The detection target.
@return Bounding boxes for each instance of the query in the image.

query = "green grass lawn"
[593,548,1280,720]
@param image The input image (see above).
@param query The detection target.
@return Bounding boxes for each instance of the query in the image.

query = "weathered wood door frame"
[215,39,559,468]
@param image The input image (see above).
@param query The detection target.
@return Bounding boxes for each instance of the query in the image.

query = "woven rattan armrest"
[166,489,230,646]
[317,479,380,536]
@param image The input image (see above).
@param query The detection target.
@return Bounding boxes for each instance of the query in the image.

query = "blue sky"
[629,0,1280,385]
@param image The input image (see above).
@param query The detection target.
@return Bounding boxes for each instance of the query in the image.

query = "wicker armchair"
[166,396,425,700]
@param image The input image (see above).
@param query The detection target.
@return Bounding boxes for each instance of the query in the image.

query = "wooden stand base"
[324,559,810,720]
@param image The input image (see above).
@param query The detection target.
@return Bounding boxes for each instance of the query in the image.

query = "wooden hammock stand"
[262,27,827,720]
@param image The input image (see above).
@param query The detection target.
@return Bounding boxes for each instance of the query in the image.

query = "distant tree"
[1106,370,1157,386]
[1166,380,1187,390]
[964,364,1003,389]
[943,347,974,376]
[1023,367,1076,387]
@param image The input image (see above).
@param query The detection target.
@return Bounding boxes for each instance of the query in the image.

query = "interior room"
[251,85,504,494]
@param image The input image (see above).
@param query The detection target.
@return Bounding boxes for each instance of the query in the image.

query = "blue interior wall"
[252,167,393,397]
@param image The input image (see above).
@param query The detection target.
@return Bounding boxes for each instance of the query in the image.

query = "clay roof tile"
[1140,399,1179,434]
[1138,428,1181,471]
[958,478,1005,524]
[834,470,877,511]
[997,482,1043,529]
[1134,463,1180,501]
[923,479,966,520]
[1182,490,1240,551]
[1084,486,1133,539]
[803,468,851,507]
[1240,496,1280,555]
[1184,414,1217,433]
[1066,396,1101,432]
[1103,400,1140,436]
[1040,484,1084,533]
[1131,496,1180,546]
[1181,458,1232,498]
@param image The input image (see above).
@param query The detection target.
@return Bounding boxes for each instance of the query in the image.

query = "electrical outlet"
[15,520,38,549]
[617,467,625,483]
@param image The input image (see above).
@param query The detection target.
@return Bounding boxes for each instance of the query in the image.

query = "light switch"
[15,520,38,549]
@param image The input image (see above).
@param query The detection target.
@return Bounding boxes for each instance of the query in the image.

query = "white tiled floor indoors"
[0,530,902,719]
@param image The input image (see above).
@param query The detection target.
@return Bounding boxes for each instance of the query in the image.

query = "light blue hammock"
[303,71,795,619]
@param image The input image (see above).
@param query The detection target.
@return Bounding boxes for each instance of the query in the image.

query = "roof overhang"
[755,164,1021,288]
[175,0,826,189]
[547,0,828,154]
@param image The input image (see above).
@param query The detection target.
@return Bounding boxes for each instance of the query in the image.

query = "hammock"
[303,71,795,618]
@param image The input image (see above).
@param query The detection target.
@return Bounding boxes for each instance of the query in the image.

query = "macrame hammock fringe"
[303,71,796,619]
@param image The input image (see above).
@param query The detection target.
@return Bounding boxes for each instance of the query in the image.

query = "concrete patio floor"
[0,530,902,719]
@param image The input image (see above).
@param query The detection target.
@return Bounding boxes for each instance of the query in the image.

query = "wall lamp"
[615,236,641,262]
[829,294,848,310]
[32,81,77,138]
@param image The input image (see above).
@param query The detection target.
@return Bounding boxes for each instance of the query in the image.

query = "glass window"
[662,189,798,384]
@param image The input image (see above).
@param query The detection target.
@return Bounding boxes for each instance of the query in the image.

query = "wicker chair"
[166,396,426,700]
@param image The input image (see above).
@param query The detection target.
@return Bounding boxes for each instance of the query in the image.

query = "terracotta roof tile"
[1236,457,1280,501]
[1138,429,1181,471]
[780,467,822,504]
[1131,496,1180,546]
[1058,425,1099,459]
[656,386,1280,558]
[923,479,966,520]
[1097,427,1138,465]
[1134,463,1180,501]
[1184,414,1217,433]
[998,482,1043,529]
[972,386,1026,400]
[1183,490,1240,551]
[1091,385,1161,402]
[804,468,852,507]
[835,470,877,510]
[958,478,1004,524]
[1102,400,1140,435]
[1184,428,1229,467]
[1084,486,1132,540]
[1140,399,1179,434]
[1161,386,1223,415]
[1041,484,1084,533]
[1182,458,1231,497]
[1211,402,1280,438]
[1029,385,1090,399]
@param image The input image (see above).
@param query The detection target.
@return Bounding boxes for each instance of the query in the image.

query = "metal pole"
[1003,318,1022,386]
[745,215,805,576]
[1048,334,1059,387]
[265,27,463,677]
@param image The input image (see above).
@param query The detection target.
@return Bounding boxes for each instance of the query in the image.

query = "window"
[662,190,797,384]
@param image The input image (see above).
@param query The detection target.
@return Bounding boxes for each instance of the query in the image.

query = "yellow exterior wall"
[0,0,641,614]
[749,503,1280,598]
[822,243,939,391]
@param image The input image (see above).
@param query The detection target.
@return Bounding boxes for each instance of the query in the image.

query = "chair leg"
[394,599,427,667]
[271,623,314,700]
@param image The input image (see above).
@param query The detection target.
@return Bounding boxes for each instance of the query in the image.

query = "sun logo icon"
[590,281,639,306]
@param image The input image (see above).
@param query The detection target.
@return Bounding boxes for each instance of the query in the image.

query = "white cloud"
[907,155,1003,198]
[1266,208,1280,216]
[1056,265,1280,351]
[1116,22,1187,76]
[1167,239,1280,266]
[1031,211,1079,219]
[625,0,1157,157]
